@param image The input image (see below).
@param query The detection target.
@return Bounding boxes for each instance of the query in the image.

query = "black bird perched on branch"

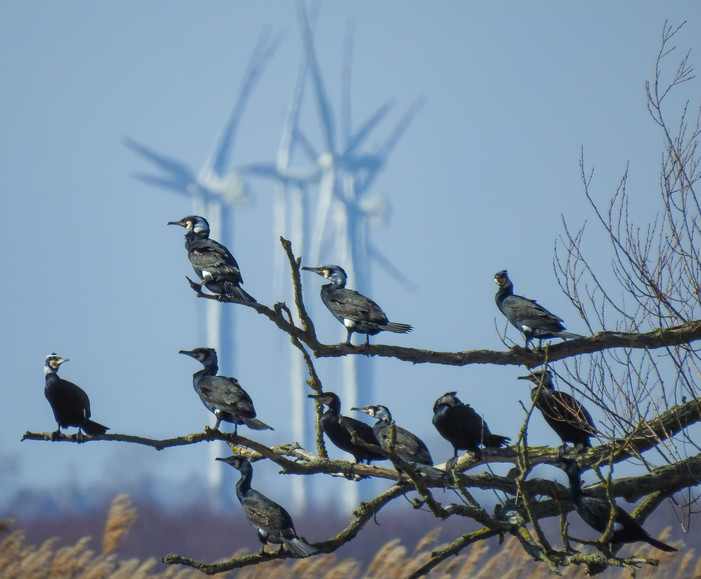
[352,404,442,479]
[168,215,256,303]
[216,455,318,557]
[179,348,272,433]
[557,458,677,553]
[432,392,510,461]
[43,354,108,439]
[302,265,412,345]
[494,270,583,348]
[308,392,385,464]
[519,370,596,451]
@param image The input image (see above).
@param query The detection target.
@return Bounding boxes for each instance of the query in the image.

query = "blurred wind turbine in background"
[124,31,280,510]
[240,3,422,510]
[125,2,420,512]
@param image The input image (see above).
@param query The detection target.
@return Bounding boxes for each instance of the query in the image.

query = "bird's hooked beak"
[301,266,329,278]
[351,406,374,417]
[216,455,242,467]
[54,357,69,368]
[178,349,198,359]
[167,219,190,229]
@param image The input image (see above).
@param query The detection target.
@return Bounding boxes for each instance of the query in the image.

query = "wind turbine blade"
[368,242,417,291]
[239,162,284,178]
[205,29,282,178]
[352,97,426,198]
[344,100,396,158]
[378,96,426,159]
[297,1,336,154]
[130,174,193,197]
[341,18,355,148]
[123,137,197,185]
[240,163,321,185]
[294,128,320,163]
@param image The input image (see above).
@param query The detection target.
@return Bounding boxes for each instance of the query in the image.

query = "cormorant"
[168,215,256,303]
[216,455,318,557]
[302,265,412,345]
[519,370,596,451]
[557,458,677,552]
[352,404,442,479]
[43,354,108,439]
[179,348,272,433]
[494,270,583,348]
[308,392,385,463]
[432,392,510,460]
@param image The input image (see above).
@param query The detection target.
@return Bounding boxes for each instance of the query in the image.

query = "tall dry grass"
[0,498,694,578]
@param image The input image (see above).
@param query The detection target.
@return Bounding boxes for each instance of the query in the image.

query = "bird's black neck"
[324,396,341,417]
[184,229,209,247]
[45,372,60,386]
[196,358,218,377]
[235,462,253,497]
[564,467,583,502]
[495,282,513,304]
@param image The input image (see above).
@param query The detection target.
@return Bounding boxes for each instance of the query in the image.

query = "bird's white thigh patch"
[344,319,356,328]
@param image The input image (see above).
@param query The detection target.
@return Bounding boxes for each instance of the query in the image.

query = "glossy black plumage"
[308,392,385,463]
[494,270,582,348]
[216,455,318,557]
[432,392,510,458]
[168,215,256,303]
[179,348,272,434]
[43,354,108,439]
[519,370,596,451]
[352,404,442,479]
[302,265,412,345]
[558,459,677,552]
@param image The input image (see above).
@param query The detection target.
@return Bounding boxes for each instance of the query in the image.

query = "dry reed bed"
[0,497,695,578]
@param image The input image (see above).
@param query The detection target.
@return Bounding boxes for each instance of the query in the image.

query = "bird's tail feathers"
[226,284,257,304]
[644,534,678,552]
[83,421,109,435]
[205,277,257,303]
[385,322,413,334]
[557,331,584,340]
[284,537,318,558]
[485,434,511,448]
[243,417,274,431]
[416,464,447,479]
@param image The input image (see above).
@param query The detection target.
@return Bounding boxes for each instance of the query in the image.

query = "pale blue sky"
[2,2,700,517]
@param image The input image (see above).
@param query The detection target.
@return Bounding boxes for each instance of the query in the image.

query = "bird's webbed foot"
[50,428,62,441]
[186,276,203,293]
[73,430,86,443]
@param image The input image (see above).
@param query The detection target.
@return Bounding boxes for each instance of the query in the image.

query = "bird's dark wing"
[326,289,389,324]
[376,424,432,465]
[544,391,597,434]
[577,495,618,533]
[196,376,256,416]
[500,295,565,332]
[451,403,482,424]
[242,492,295,536]
[339,415,381,446]
[63,380,92,420]
[188,239,242,279]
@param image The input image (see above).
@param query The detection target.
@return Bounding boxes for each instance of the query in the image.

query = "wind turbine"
[242,4,422,510]
[124,32,280,510]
